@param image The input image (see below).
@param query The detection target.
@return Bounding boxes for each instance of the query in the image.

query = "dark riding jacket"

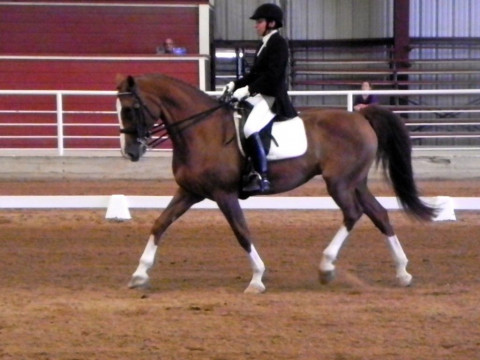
[234,31,297,119]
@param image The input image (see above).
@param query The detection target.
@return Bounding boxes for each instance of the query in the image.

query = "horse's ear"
[115,74,136,91]
[126,75,136,90]
[115,73,126,88]
[115,74,127,91]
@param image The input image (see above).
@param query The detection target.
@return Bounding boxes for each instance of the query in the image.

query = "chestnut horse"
[116,73,435,293]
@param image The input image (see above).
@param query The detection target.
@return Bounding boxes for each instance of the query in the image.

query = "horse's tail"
[360,105,437,221]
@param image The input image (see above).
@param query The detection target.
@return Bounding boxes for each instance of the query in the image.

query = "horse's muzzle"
[125,141,147,162]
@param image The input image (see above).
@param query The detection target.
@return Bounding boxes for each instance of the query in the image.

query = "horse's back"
[301,108,376,146]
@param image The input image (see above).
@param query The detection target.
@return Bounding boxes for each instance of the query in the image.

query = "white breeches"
[244,94,276,138]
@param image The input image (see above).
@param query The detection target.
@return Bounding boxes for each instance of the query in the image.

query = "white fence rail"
[1,88,480,155]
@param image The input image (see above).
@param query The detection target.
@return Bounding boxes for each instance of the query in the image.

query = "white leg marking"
[320,225,349,273]
[386,235,412,286]
[116,98,128,158]
[244,244,266,294]
[129,235,158,288]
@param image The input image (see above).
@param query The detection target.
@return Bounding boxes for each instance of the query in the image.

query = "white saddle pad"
[234,115,308,161]
[267,116,307,160]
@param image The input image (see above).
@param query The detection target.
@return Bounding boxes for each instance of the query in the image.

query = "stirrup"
[242,172,271,193]
[242,172,262,192]
[260,178,271,192]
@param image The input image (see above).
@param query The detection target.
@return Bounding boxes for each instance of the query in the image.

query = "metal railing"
[1,88,480,155]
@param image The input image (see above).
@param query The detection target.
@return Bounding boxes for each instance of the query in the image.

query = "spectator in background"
[157,38,175,54]
[156,38,186,55]
[353,81,379,111]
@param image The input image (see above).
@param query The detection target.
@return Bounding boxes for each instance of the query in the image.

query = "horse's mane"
[137,73,218,107]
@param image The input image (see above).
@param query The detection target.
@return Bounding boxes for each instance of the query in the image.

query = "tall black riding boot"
[243,133,271,193]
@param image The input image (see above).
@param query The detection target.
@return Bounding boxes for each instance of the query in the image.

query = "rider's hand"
[232,86,250,101]
[223,81,235,94]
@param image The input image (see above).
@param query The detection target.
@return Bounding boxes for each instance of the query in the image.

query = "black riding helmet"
[250,3,283,28]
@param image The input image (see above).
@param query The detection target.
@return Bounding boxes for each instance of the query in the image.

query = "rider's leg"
[243,95,275,193]
[243,132,271,193]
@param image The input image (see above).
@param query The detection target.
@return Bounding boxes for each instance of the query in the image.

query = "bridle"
[117,90,165,148]
[117,88,233,148]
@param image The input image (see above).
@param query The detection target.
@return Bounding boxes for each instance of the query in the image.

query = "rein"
[149,101,232,148]
[118,90,233,148]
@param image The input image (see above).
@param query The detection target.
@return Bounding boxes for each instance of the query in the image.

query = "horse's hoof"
[244,282,266,294]
[128,275,150,289]
[319,270,336,285]
[397,273,413,287]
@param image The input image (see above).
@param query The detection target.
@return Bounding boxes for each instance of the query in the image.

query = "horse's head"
[116,74,160,161]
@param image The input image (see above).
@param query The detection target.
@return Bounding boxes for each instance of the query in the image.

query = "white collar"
[262,29,278,45]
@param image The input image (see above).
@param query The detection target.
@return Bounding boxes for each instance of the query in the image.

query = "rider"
[225,3,297,194]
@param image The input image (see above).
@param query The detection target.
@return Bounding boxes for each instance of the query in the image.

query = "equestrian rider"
[224,3,297,194]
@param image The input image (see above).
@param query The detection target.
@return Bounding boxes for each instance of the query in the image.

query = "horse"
[116,73,436,293]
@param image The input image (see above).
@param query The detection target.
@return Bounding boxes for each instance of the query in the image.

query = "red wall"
[0,2,200,55]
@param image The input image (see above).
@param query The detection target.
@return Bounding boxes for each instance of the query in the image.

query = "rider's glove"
[232,86,250,101]
[223,81,235,94]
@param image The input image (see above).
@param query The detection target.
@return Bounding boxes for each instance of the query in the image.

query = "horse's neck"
[170,111,235,168]
[160,89,231,153]
[160,83,215,124]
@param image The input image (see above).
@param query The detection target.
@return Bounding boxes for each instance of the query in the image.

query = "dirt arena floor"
[1,178,479,359]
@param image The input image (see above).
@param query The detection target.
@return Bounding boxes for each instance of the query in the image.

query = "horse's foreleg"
[245,244,266,294]
[215,193,265,294]
[319,225,349,284]
[128,188,203,289]
[129,235,158,289]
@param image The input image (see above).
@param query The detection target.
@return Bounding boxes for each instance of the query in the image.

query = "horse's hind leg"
[319,178,364,284]
[356,185,412,286]
[319,226,350,284]
[215,193,265,294]
[128,188,203,289]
